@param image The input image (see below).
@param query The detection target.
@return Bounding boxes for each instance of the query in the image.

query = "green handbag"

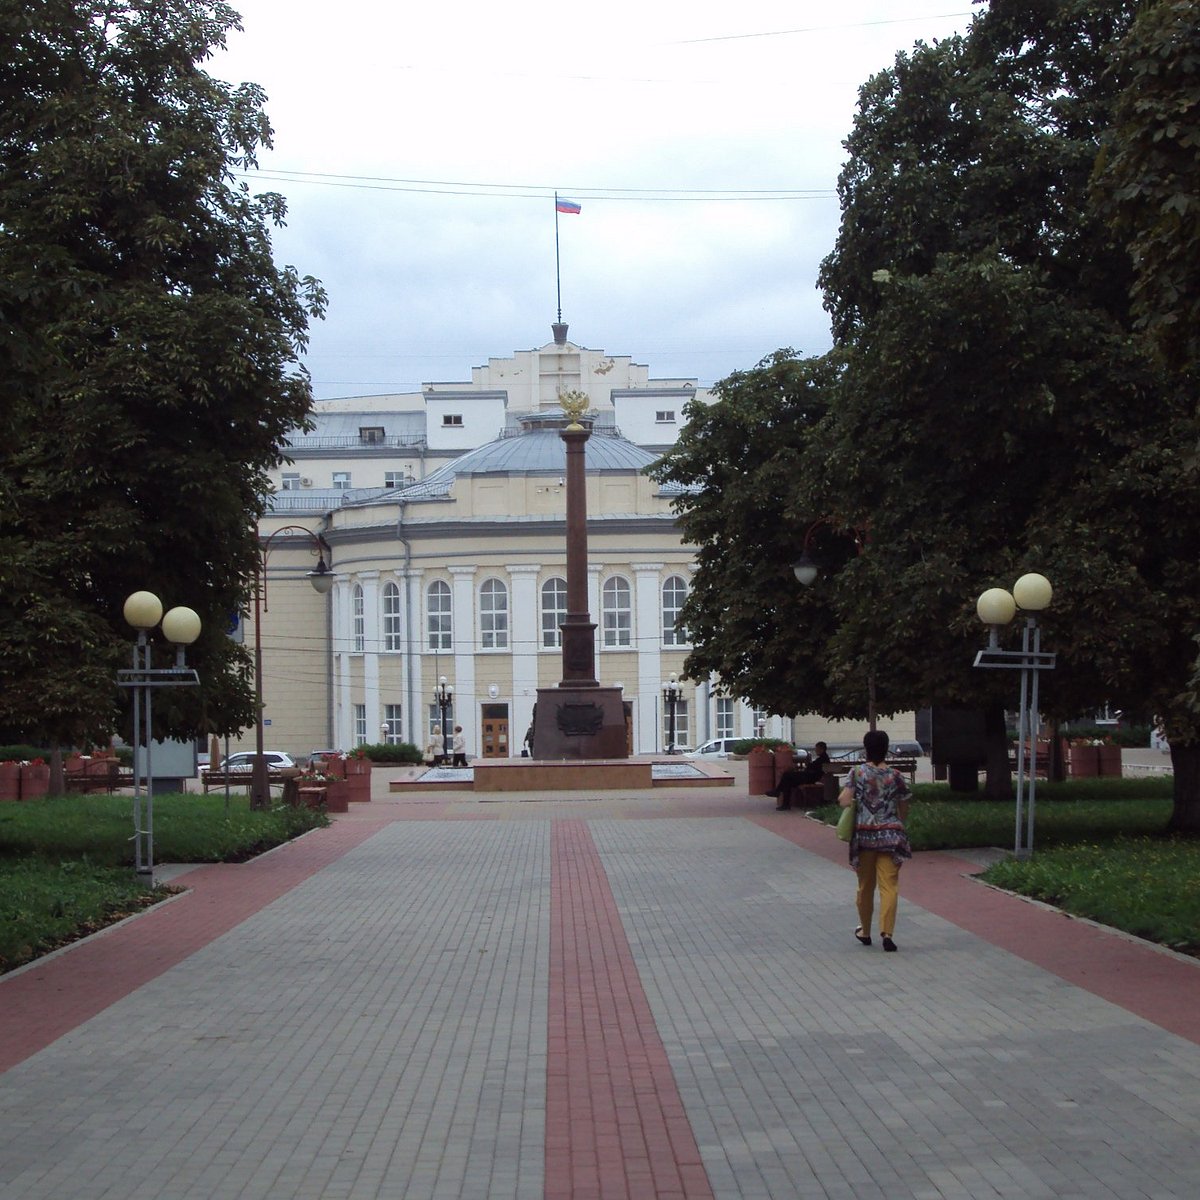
[836,801,855,841]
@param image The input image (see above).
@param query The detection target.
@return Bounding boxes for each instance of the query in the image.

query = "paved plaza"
[1,769,1197,1199]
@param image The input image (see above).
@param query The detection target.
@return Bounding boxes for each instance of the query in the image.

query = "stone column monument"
[531,392,629,759]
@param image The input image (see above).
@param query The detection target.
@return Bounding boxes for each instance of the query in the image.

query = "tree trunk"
[983,702,1012,799]
[1047,720,1067,783]
[1167,742,1200,834]
[49,744,64,797]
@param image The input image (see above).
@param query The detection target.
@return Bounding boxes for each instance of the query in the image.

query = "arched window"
[383,582,402,651]
[480,578,509,649]
[602,577,632,648]
[541,577,568,648]
[426,581,452,651]
[662,575,689,646]
[352,584,364,653]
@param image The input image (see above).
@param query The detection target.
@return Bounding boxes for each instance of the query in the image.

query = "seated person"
[767,742,831,810]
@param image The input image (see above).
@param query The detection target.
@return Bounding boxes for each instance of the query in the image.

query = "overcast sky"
[213,2,978,400]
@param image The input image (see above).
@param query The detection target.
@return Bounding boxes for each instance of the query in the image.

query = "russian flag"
[555,197,582,214]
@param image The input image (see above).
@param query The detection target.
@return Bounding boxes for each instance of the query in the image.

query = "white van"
[689,737,740,759]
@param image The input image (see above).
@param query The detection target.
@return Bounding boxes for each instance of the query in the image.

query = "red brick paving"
[546,819,715,1200]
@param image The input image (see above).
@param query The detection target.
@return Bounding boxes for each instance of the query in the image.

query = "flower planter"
[19,763,50,800]
[1067,745,1099,778]
[747,747,774,796]
[1096,745,1122,777]
[345,758,371,776]
[0,763,20,803]
[324,780,350,813]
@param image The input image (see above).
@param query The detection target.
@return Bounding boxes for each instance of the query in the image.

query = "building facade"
[243,329,911,760]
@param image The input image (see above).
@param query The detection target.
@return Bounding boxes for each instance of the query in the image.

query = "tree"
[649,351,858,718]
[0,0,326,750]
[1091,0,1200,377]
[657,0,1200,826]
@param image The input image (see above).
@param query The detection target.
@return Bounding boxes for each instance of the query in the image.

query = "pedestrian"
[767,741,831,809]
[425,724,442,766]
[523,723,535,757]
[451,725,468,767]
[838,729,911,951]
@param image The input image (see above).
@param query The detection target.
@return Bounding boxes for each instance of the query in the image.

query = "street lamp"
[118,591,202,885]
[662,673,682,754]
[251,525,334,809]
[973,572,1056,859]
[434,677,453,764]
[792,517,875,730]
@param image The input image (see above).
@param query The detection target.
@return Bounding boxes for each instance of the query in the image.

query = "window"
[352,584,364,652]
[384,471,407,489]
[383,582,402,651]
[383,704,402,744]
[354,704,367,746]
[541,577,568,648]
[333,471,352,491]
[662,575,688,646]
[441,414,463,427]
[480,578,509,649]
[359,426,384,444]
[655,410,676,424]
[716,697,734,741]
[752,708,770,738]
[280,472,301,491]
[662,698,689,751]
[426,581,452,651]
[428,703,453,740]
[602,577,632,648]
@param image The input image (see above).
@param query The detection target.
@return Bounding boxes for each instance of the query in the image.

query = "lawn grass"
[0,792,328,973]
[810,775,1199,957]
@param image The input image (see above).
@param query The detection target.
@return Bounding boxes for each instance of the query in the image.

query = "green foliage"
[0,745,47,762]
[731,738,792,755]
[357,742,424,764]
[0,791,327,971]
[1092,0,1200,375]
[0,1,326,748]
[982,838,1200,956]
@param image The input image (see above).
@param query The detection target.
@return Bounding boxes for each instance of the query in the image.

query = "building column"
[359,572,380,743]
[449,566,477,742]
[508,565,540,754]
[634,564,664,755]
[331,579,353,750]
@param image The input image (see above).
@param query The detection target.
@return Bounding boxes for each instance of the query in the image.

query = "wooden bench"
[200,769,297,793]
[829,758,919,784]
[64,760,135,793]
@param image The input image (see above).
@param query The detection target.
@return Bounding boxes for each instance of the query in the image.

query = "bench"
[828,758,919,784]
[200,769,297,793]
[64,760,135,794]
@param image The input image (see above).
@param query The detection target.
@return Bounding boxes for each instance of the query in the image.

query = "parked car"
[688,737,740,759]
[307,750,340,768]
[218,751,296,772]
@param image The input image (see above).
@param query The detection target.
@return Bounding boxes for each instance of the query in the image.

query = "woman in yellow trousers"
[838,729,912,952]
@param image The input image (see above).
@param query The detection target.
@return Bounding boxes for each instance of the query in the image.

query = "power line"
[234,170,834,202]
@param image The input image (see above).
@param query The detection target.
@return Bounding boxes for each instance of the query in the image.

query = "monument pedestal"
[532,686,628,760]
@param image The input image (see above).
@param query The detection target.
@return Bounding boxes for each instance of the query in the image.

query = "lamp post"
[973,573,1056,860]
[251,525,334,809]
[434,676,453,764]
[792,517,875,731]
[118,591,202,886]
[662,673,682,754]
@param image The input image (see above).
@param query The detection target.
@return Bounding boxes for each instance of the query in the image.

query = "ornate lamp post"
[118,592,202,885]
[434,677,453,764]
[251,525,334,809]
[792,517,875,731]
[662,673,682,754]
[973,573,1056,859]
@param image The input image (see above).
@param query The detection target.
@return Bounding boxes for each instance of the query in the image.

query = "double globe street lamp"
[973,573,1056,859]
[119,591,203,884]
[662,673,683,754]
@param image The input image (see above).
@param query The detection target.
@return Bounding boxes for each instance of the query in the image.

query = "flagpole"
[554,192,563,323]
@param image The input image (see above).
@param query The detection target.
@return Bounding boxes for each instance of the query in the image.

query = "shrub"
[0,744,47,762]
[732,738,791,755]
[357,741,424,764]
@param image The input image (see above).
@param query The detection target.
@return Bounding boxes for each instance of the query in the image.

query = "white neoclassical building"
[244,328,909,760]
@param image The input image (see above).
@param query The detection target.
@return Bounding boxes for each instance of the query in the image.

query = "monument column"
[531,393,629,759]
